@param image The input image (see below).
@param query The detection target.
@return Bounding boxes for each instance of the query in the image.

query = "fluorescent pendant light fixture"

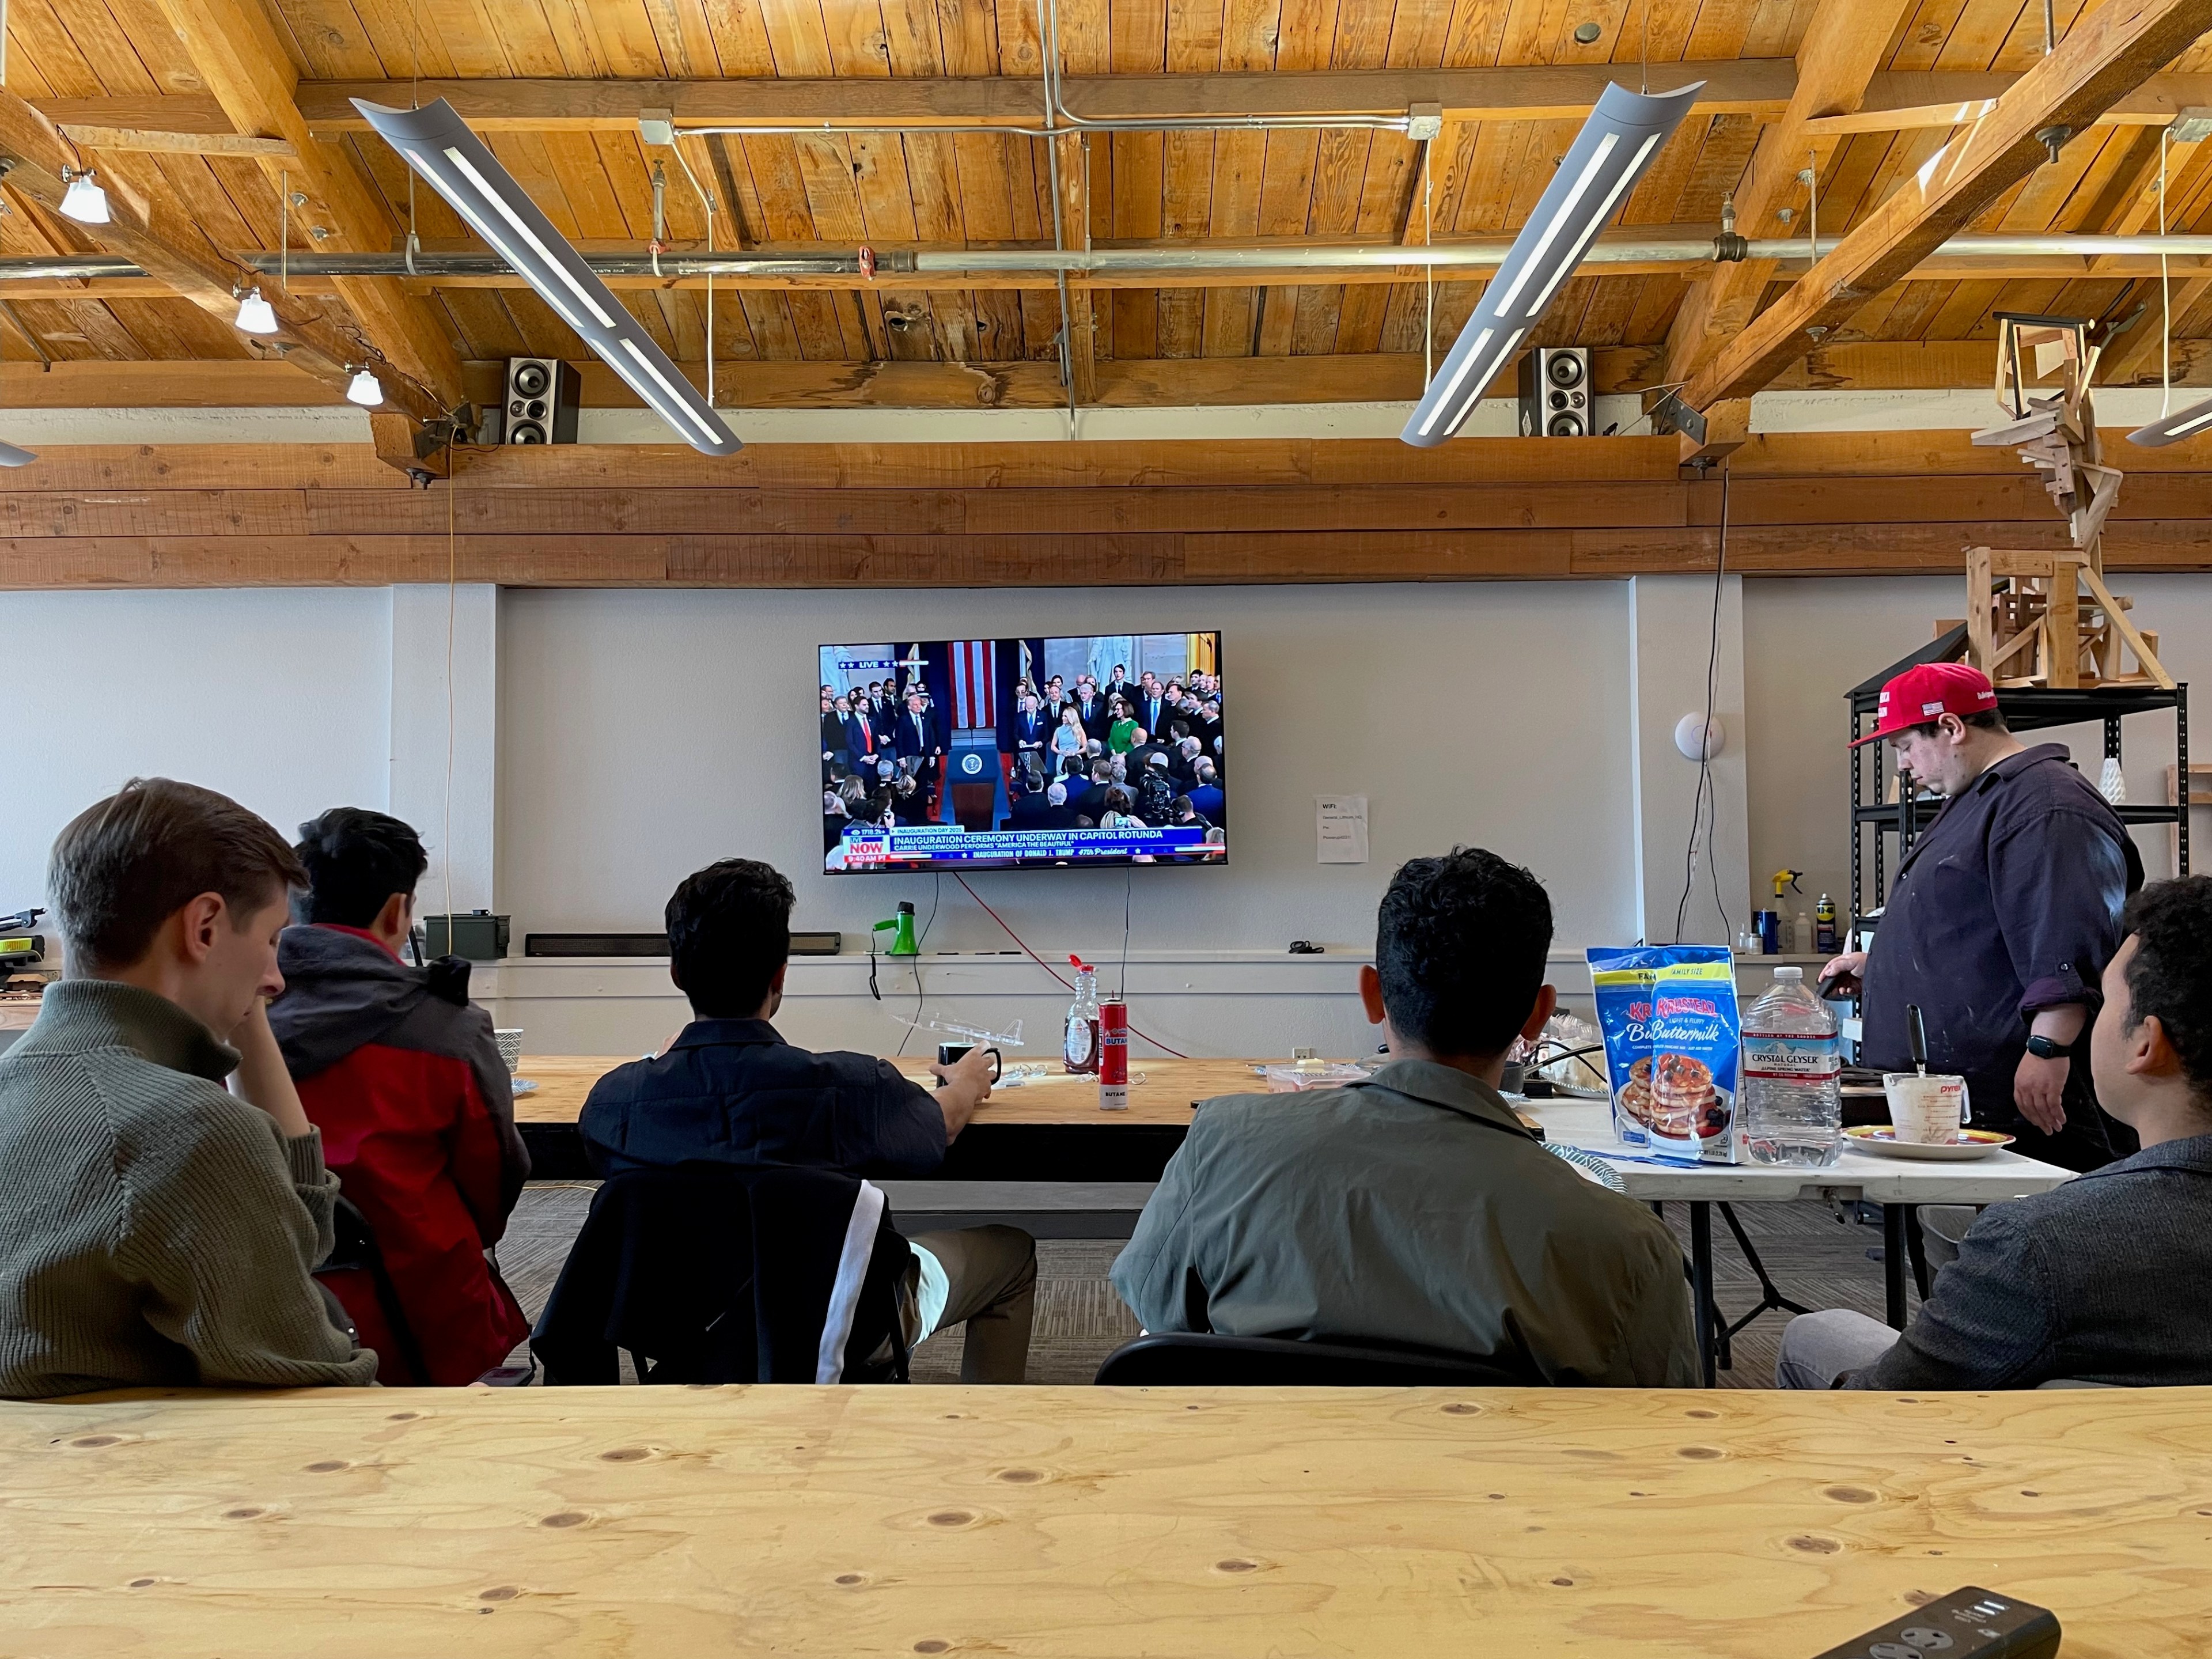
[234,286,278,334]
[351,97,741,456]
[345,366,385,406]
[1402,80,1703,448]
[0,441,37,467]
[2127,395,2212,447]
[57,166,109,225]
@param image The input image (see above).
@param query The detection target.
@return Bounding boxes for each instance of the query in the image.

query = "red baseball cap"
[1848,661,1999,748]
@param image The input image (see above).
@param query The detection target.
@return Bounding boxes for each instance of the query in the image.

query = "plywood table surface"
[3,1385,2210,1657]
[512,1054,1329,1127]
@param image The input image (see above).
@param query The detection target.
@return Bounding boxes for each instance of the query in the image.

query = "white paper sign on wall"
[1316,796,1369,864]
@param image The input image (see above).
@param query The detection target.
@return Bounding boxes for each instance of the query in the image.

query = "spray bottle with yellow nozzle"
[1768,869,1805,955]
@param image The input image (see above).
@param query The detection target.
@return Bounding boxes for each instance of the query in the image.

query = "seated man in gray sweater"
[0,778,377,1397]
[1111,847,1699,1386]
[1778,875,2212,1389]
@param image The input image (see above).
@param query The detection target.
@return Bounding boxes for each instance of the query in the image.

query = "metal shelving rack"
[1848,626,2190,929]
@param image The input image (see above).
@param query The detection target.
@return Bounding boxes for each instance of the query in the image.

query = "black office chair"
[1094,1332,1535,1387]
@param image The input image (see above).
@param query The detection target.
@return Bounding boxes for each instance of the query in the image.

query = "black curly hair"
[293,807,428,928]
[2118,876,2212,1105]
[1375,847,1553,1059]
[666,858,796,1018]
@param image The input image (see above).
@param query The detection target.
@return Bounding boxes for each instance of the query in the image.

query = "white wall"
[2,589,395,915]
[495,584,1642,959]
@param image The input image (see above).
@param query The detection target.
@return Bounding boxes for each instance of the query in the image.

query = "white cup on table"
[1883,1072,1968,1143]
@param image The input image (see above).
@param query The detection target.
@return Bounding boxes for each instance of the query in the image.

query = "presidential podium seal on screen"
[819,634,1226,873]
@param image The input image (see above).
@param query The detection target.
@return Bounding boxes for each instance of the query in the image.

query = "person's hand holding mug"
[927,1043,998,1142]
[1819,949,1868,999]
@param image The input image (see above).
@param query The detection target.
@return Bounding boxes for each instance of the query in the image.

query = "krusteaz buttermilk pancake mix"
[1586,945,1743,1163]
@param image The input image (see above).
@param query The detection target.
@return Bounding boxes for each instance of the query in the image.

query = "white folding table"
[1518,1097,2078,1385]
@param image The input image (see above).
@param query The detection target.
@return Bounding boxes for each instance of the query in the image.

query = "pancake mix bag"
[1585,945,1741,1162]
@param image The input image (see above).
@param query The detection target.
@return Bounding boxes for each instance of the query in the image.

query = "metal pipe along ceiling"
[2,234,2211,284]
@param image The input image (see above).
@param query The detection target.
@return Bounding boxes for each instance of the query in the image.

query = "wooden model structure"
[1962,312,2174,691]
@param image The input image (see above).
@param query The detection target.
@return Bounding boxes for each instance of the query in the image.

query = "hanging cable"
[2160,126,2173,418]
[952,873,1190,1058]
[1423,145,1435,387]
[665,141,721,407]
[442,460,457,933]
[891,873,942,1058]
[1673,460,1730,946]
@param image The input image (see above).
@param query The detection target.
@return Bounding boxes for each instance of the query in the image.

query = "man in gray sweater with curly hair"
[0,778,377,1397]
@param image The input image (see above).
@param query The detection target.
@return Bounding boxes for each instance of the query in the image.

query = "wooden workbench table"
[513,1054,1318,1180]
[3,1384,2209,1657]
[512,1054,1275,1127]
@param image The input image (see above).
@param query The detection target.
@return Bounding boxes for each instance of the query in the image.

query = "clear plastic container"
[1740,965,1842,1167]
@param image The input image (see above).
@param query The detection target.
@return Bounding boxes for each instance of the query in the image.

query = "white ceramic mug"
[494,1028,524,1075]
[1883,1072,1969,1143]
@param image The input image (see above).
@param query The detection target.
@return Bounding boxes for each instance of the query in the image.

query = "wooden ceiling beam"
[35,71,2212,151]
[1676,0,2212,459]
[152,0,465,422]
[6,338,2207,418]
[56,125,294,157]
[0,91,444,426]
[10,250,2212,307]
[278,70,2212,137]
[1661,0,1918,396]
[1808,71,2212,135]
[292,65,1800,133]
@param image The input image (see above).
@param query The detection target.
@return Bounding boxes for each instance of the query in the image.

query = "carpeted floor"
[497,1184,1912,1387]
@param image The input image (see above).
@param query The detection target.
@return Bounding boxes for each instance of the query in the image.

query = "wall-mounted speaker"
[503,357,581,445]
[1518,347,1591,437]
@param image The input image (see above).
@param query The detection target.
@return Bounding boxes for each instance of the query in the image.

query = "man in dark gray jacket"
[1778,875,2212,1389]
[1111,847,1699,1387]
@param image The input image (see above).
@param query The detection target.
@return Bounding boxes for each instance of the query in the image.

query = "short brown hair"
[49,778,306,972]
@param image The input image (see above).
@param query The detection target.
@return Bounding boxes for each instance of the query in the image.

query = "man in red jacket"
[268,809,530,1384]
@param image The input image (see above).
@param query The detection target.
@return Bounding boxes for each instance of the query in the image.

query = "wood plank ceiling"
[8,0,2212,397]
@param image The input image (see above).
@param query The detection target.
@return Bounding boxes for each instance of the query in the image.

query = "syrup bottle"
[1064,956,1101,1074]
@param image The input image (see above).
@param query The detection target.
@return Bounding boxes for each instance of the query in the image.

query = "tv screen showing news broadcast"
[819,633,1226,873]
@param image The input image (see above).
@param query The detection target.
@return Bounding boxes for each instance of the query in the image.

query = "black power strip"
[1812,1588,2059,1659]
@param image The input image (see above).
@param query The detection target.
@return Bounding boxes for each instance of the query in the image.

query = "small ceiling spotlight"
[58,166,109,225]
[233,286,278,335]
[344,366,385,406]
[1573,20,1603,42]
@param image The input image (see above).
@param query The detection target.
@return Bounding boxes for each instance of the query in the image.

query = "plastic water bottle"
[1740,966,1842,1166]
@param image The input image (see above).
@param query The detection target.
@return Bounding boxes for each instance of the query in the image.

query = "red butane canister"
[1099,998,1128,1111]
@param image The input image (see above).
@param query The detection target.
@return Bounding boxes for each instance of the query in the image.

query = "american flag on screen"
[949,639,996,731]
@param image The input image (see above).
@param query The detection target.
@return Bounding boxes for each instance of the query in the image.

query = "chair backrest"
[1094,1332,1535,1387]
[532,1166,910,1385]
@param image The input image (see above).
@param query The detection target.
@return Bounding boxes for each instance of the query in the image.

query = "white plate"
[1843,1126,2014,1161]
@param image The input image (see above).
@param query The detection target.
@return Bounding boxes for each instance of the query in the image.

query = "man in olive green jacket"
[1112,847,1699,1387]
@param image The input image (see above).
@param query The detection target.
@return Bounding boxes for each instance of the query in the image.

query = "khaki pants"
[902,1225,1037,1384]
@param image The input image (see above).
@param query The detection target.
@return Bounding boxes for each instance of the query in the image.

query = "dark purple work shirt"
[1860,744,2137,1126]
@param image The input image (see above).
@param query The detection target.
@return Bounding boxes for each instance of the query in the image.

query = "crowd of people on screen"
[821,665,1226,853]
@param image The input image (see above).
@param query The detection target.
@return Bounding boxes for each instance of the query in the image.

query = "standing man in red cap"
[1824,661,2142,1171]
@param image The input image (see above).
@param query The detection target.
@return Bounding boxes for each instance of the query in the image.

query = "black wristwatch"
[2024,1033,2069,1060]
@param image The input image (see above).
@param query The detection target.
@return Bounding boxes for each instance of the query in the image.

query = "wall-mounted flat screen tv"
[818,632,1226,873]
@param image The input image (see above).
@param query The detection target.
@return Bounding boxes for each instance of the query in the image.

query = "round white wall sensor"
[1674,714,1724,760]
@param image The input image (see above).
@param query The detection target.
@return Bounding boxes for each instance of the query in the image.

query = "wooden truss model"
[1962,312,2174,690]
